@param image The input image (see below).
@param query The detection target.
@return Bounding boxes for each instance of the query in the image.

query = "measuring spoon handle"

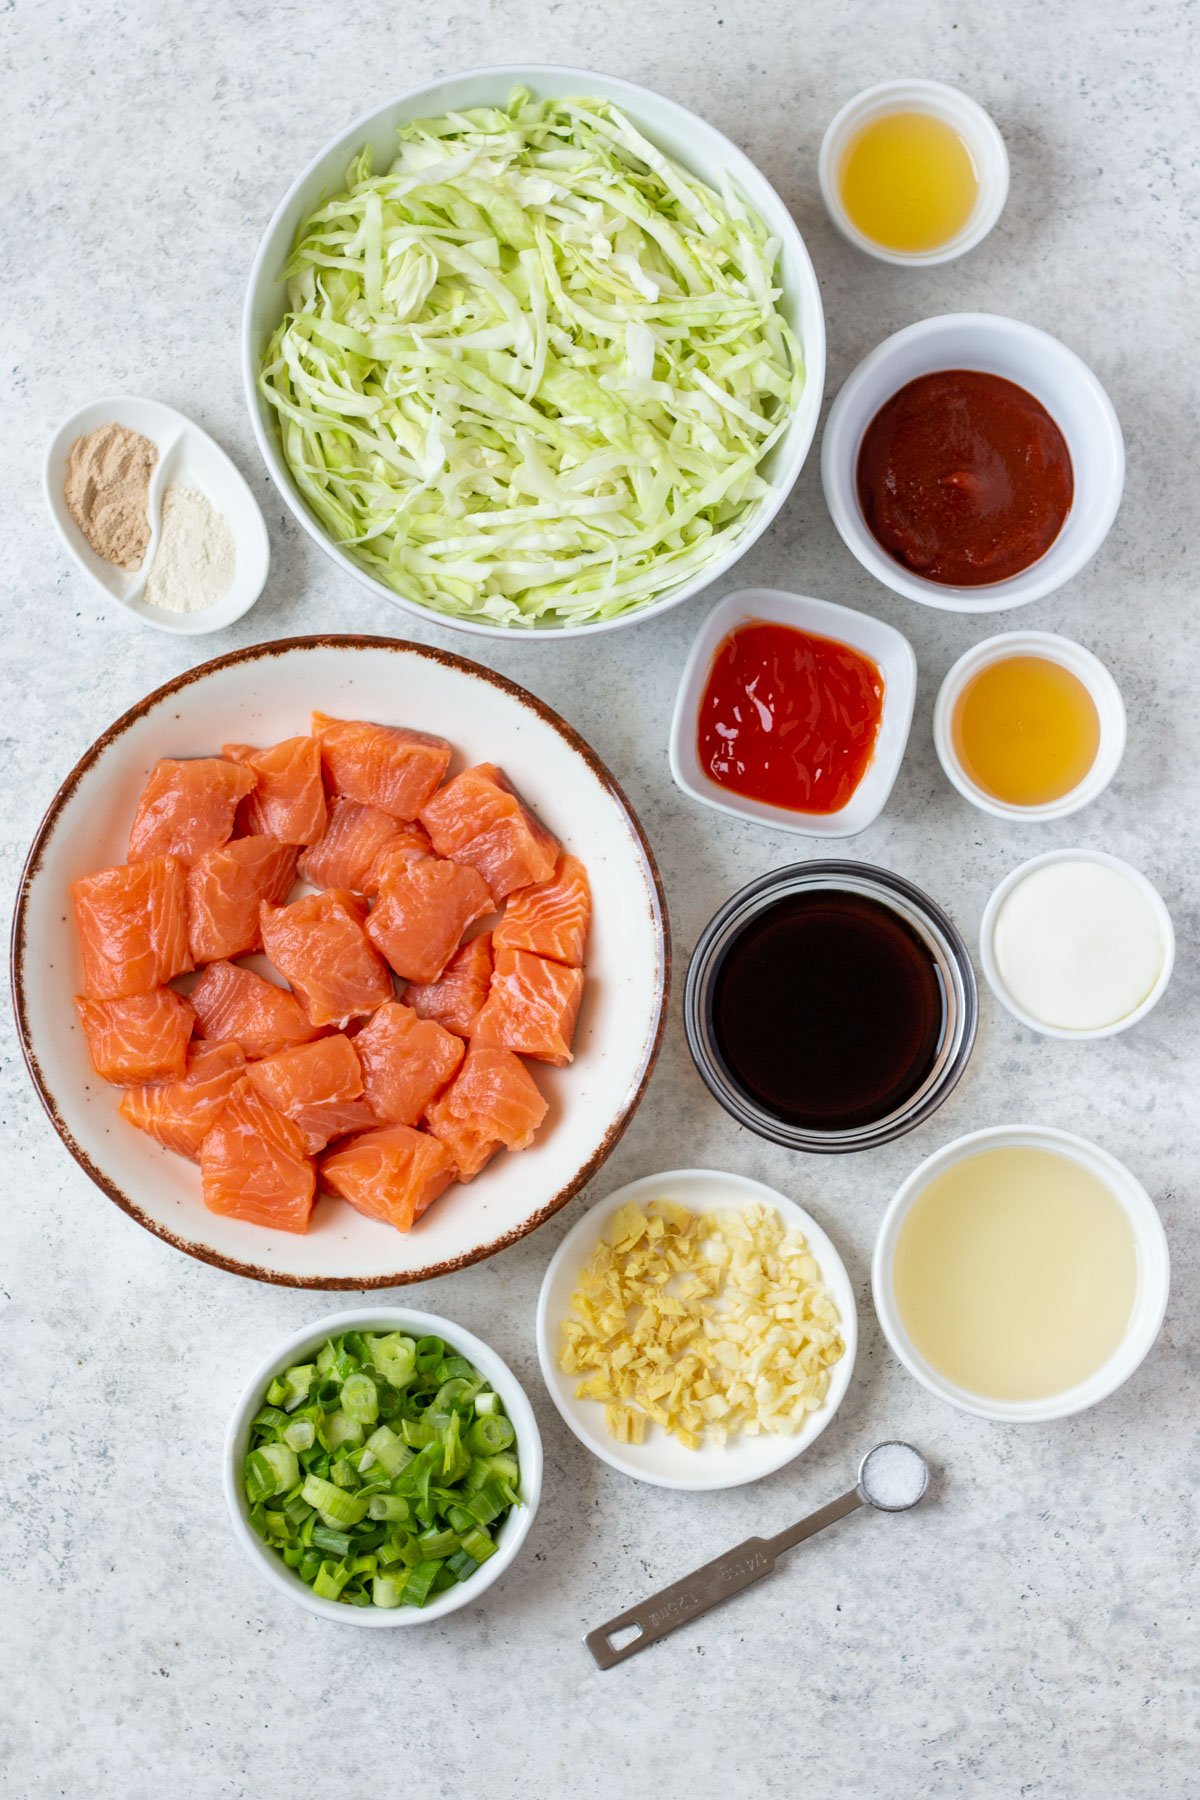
[585,1487,863,1669]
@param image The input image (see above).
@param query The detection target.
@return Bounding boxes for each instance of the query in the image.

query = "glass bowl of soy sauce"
[684,863,978,1153]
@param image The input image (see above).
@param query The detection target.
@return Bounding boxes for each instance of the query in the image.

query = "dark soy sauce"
[709,889,946,1132]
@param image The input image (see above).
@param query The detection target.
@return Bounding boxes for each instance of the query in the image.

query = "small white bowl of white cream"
[44,395,269,635]
[980,849,1174,1039]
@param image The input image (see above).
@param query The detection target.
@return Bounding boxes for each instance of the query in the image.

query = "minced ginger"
[559,1199,844,1450]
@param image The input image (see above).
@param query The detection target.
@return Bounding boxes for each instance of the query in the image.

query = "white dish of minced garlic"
[535,1169,857,1490]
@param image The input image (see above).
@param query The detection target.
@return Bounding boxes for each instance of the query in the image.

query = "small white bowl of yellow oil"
[934,631,1126,822]
[873,1125,1169,1424]
[819,78,1009,266]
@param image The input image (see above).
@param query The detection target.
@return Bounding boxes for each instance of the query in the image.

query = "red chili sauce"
[856,370,1074,586]
[696,620,885,814]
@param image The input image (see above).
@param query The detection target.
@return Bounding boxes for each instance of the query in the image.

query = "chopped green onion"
[282,1418,315,1453]
[401,1561,442,1607]
[474,1391,500,1415]
[468,1414,515,1456]
[368,1493,410,1522]
[363,1425,409,1476]
[310,1524,353,1556]
[312,1559,351,1600]
[373,1573,406,1608]
[300,1475,369,1527]
[341,1372,379,1424]
[460,1526,498,1564]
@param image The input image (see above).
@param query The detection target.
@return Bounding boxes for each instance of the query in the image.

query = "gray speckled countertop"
[3,3,1198,1796]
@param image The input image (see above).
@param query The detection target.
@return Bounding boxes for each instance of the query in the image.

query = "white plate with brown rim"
[11,636,669,1287]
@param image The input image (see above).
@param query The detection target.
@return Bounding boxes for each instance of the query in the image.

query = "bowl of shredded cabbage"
[244,67,825,636]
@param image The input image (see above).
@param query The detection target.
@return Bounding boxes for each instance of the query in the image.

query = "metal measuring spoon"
[585,1441,930,1669]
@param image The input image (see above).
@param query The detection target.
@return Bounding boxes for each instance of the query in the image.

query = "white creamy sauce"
[994,860,1164,1031]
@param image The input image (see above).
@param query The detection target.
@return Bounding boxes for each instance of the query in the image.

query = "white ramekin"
[818,79,1009,267]
[668,587,917,837]
[872,1124,1170,1424]
[821,313,1125,612]
[933,631,1126,821]
[223,1308,543,1626]
[243,65,826,641]
[979,849,1175,1040]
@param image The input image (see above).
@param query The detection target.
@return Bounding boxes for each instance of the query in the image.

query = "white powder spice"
[143,485,235,612]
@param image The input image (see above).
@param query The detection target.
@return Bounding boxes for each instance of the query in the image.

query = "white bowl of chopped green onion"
[243,67,824,636]
[224,1310,542,1623]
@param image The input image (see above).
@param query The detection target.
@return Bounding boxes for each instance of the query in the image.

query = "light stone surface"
[2,3,1198,1796]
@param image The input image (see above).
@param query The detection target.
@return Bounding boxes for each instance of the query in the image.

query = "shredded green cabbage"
[260,89,804,628]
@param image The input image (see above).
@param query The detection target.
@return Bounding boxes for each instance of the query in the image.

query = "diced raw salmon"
[472,947,584,1067]
[494,854,591,967]
[244,1033,366,1154]
[366,857,493,984]
[128,758,256,863]
[119,1041,246,1160]
[424,1044,548,1179]
[223,738,327,845]
[260,889,394,1028]
[321,1124,456,1232]
[74,989,194,1085]
[312,712,451,819]
[420,763,559,901]
[186,835,298,963]
[292,1094,381,1153]
[201,1078,316,1233]
[354,1000,465,1127]
[190,960,327,1059]
[72,855,192,1000]
[405,932,494,1037]
[368,824,435,891]
[298,798,429,894]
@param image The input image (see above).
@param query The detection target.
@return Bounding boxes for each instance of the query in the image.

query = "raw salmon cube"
[74,989,195,1085]
[298,798,429,894]
[368,824,436,890]
[292,1095,381,1153]
[312,712,451,819]
[190,960,327,1060]
[128,758,256,863]
[367,857,493,984]
[244,1033,366,1154]
[201,1078,316,1233]
[72,855,192,999]
[494,854,591,967]
[472,947,584,1066]
[420,763,559,901]
[260,889,394,1028]
[120,1041,245,1160]
[186,835,298,963]
[223,738,327,845]
[354,1000,465,1127]
[405,932,494,1038]
[321,1124,456,1232]
[424,1045,548,1179]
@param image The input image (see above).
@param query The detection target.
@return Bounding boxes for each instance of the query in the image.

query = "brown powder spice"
[64,424,158,569]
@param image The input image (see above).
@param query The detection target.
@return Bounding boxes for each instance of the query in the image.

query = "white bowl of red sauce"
[821,313,1125,612]
[669,588,916,837]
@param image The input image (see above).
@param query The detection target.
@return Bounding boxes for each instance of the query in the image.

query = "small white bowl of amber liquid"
[933,631,1126,822]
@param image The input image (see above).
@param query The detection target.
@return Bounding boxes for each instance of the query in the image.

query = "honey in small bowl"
[952,654,1100,807]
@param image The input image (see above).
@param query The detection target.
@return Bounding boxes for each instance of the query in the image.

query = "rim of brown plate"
[11,633,671,1289]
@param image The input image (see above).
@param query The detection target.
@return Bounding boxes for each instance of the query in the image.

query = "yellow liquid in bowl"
[892,1146,1137,1402]
[952,655,1100,806]
[839,111,979,253]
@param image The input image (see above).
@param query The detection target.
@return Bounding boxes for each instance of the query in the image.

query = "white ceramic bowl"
[668,587,916,837]
[224,1308,543,1625]
[44,396,269,635]
[12,636,668,1286]
[536,1168,857,1490]
[243,64,826,641]
[934,631,1126,821]
[979,848,1174,1040]
[872,1125,1170,1423]
[821,313,1125,612]
[819,79,1009,266]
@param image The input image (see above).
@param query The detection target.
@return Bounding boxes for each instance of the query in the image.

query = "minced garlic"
[559,1198,844,1449]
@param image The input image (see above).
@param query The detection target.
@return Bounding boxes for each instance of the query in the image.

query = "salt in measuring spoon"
[585,1441,930,1668]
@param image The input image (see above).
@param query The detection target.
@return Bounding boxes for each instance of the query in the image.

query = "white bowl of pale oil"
[872,1125,1169,1422]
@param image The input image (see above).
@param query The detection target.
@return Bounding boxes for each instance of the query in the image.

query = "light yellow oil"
[839,111,979,253]
[892,1147,1137,1402]
[951,655,1101,806]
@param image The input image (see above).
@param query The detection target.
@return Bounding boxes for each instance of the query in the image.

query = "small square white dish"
[668,587,917,836]
[44,395,270,634]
